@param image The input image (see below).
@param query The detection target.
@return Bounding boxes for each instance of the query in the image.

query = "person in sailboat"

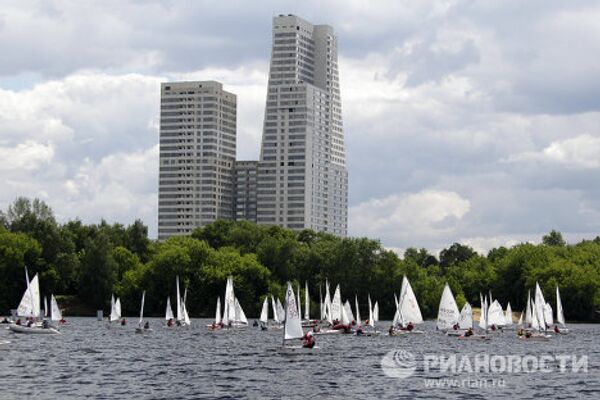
[388,325,396,336]
[452,323,459,331]
[554,325,561,334]
[302,331,315,349]
[464,327,474,337]
[176,320,182,327]
[167,318,174,327]
[15,318,22,326]
[253,320,259,327]
[405,321,414,332]
[26,318,34,327]
[355,325,364,336]
[42,320,49,329]
[121,318,127,326]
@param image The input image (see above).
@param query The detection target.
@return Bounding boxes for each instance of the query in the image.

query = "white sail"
[115,298,122,320]
[222,276,235,325]
[487,300,506,326]
[260,297,269,323]
[531,300,540,331]
[340,299,351,325]
[304,281,310,321]
[324,281,332,324]
[110,294,117,321]
[368,294,374,327]
[556,286,566,326]
[458,302,473,329]
[165,297,174,320]
[297,284,302,322]
[283,282,303,341]
[517,311,523,326]
[176,276,182,322]
[139,291,146,325]
[373,301,379,322]
[234,298,247,324]
[505,302,513,326]
[50,295,62,321]
[276,299,285,323]
[437,283,460,331]
[44,296,48,318]
[525,291,532,325]
[330,285,342,322]
[215,297,222,325]
[398,275,423,325]
[479,296,488,330]
[319,286,324,321]
[271,295,279,323]
[17,273,41,318]
[343,300,354,323]
[534,282,547,330]
[182,301,190,325]
[355,295,361,326]
[544,303,554,326]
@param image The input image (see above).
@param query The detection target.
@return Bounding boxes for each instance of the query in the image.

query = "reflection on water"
[0,319,598,399]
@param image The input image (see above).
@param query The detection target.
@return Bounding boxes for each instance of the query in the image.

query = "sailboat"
[174,276,190,327]
[301,281,316,327]
[258,295,283,330]
[109,294,124,326]
[207,297,223,330]
[221,276,248,328]
[487,300,506,330]
[503,302,514,329]
[135,291,151,333]
[10,270,60,334]
[437,283,460,333]
[555,286,569,334]
[519,282,551,340]
[392,276,425,334]
[282,282,315,350]
[50,294,65,325]
[314,284,347,335]
[165,297,174,327]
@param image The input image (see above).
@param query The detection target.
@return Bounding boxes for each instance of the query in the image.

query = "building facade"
[256,14,348,236]
[234,160,258,222]
[158,81,237,240]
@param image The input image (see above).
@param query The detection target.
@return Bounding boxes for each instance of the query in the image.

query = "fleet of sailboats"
[4,269,574,345]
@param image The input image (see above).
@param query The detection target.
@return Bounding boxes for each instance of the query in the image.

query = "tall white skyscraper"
[256,14,348,236]
[158,81,237,240]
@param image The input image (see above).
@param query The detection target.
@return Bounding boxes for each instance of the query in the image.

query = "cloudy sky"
[1,0,599,254]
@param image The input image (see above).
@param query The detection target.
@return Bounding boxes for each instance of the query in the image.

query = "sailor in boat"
[253,320,258,327]
[15,318,22,326]
[59,318,67,325]
[26,319,34,327]
[464,327,474,337]
[167,318,174,327]
[355,325,364,336]
[143,321,150,330]
[388,325,395,336]
[490,324,497,331]
[525,331,532,339]
[406,321,414,331]
[302,331,316,349]
[42,320,50,329]
[176,320,182,327]
[554,325,561,334]
[120,318,127,326]
[517,328,524,336]
[452,323,460,331]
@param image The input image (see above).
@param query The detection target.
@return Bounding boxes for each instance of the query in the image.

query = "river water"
[0,319,598,399]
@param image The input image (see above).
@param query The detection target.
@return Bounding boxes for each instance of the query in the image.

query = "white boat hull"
[9,324,60,335]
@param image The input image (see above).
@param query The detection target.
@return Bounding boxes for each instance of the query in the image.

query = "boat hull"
[9,324,60,335]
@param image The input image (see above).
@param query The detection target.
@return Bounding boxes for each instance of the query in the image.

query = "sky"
[1,0,599,255]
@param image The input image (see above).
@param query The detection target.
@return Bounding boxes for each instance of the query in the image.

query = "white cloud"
[504,134,600,169]
[0,140,54,171]
[350,190,471,246]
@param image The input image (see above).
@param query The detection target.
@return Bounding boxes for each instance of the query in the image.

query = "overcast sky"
[1,0,599,254]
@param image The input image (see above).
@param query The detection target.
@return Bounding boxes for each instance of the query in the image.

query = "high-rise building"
[158,81,237,240]
[256,14,348,235]
[234,160,258,222]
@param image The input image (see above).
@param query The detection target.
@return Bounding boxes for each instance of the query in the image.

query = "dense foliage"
[1,198,599,321]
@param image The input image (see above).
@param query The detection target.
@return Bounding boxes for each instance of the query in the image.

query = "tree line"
[1,197,599,321]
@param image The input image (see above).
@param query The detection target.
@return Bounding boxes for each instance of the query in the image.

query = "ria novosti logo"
[381,349,417,379]
[381,350,588,380]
